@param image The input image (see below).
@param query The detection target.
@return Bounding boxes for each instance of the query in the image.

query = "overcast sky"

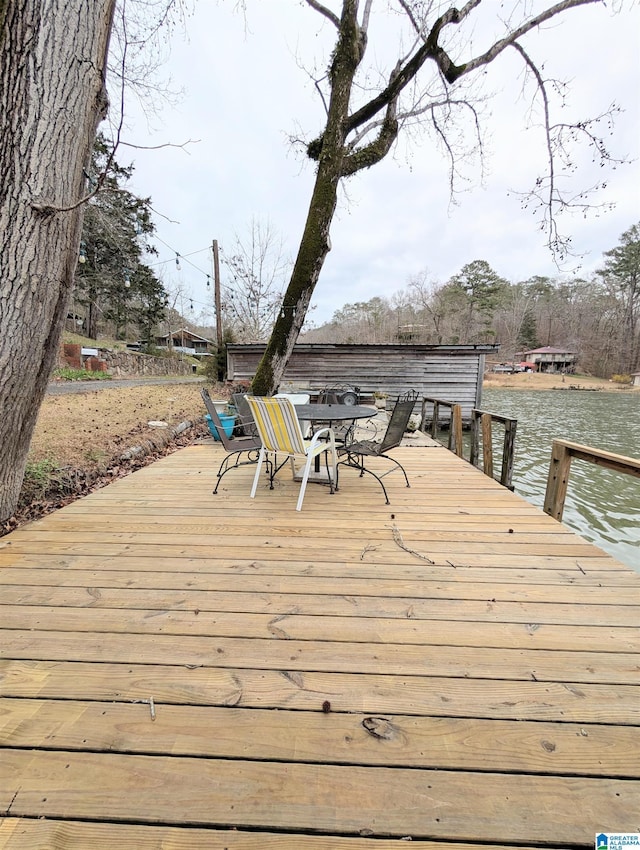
[120,1,640,329]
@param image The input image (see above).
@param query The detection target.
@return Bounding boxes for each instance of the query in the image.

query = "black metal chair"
[231,392,259,437]
[338,389,418,503]
[201,388,263,494]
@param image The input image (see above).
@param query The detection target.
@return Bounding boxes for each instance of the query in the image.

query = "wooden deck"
[1,441,639,848]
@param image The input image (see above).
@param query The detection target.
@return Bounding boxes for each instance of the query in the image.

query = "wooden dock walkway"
[1,441,639,848]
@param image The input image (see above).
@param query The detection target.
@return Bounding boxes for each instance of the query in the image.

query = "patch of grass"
[22,457,61,500]
[83,447,109,464]
[53,367,112,381]
[61,332,123,348]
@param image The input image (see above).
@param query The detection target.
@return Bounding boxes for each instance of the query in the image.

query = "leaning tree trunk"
[250,163,342,396]
[251,1,364,396]
[0,0,116,521]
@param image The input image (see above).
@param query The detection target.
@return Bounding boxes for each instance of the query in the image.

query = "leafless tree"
[250,0,624,394]
[221,219,292,343]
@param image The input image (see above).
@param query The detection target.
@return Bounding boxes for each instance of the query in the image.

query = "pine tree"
[75,134,167,342]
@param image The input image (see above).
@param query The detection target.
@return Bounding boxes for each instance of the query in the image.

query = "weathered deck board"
[3,660,639,722]
[0,819,565,850]
[2,698,638,776]
[3,628,640,682]
[1,749,636,842]
[2,605,639,650]
[1,442,639,848]
[2,574,639,612]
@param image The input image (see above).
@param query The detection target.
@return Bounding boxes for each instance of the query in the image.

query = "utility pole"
[212,239,224,380]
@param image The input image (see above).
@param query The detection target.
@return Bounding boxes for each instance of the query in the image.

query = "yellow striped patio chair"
[246,396,338,512]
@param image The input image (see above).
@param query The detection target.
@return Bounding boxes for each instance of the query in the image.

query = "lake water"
[481,388,639,571]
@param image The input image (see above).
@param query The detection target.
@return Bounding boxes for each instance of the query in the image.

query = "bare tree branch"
[303,0,340,28]
[32,0,192,217]
[511,41,559,251]
[32,0,131,215]
[509,39,621,260]
[360,0,374,34]
[460,0,599,78]
[396,0,421,36]
[119,138,200,151]
[342,0,599,142]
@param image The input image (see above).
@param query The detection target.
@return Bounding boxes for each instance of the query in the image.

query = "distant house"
[632,372,640,388]
[523,346,577,373]
[155,329,213,358]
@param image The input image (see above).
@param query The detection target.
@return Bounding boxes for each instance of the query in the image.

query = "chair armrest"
[307,426,336,451]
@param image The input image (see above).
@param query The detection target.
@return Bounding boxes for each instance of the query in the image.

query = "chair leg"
[296,454,315,511]
[250,448,266,499]
[397,459,411,488]
[213,450,243,494]
[339,452,391,504]
[324,446,338,493]
[383,455,411,489]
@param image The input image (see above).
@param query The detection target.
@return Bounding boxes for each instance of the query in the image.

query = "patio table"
[294,403,376,432]
[294,403,377,480]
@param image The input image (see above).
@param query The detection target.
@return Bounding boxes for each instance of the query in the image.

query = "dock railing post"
[544,439,640,522]
[544,440,572,521]
[501,419,517,490]
[469,410,479,467]
[423,397,518,488]
[431,400,440,439]
[481,412,493,479]
[448,404,463,457]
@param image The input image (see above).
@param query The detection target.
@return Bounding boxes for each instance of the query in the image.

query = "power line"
[151,236,211,277]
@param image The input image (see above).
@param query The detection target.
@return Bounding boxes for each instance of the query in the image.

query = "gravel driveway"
[46,376,206,395]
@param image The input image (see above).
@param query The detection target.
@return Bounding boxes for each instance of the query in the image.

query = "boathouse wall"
[226,343,499,419]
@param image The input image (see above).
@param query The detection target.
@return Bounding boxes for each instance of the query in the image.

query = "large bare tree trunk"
[0,0,116,521]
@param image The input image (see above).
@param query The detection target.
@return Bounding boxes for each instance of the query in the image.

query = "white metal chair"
[274,392,311,437]
[247,396,338,511]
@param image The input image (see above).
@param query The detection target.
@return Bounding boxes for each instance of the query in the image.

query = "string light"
[150,238,213,298]
[151,235,283,324]
[78,242,87,264]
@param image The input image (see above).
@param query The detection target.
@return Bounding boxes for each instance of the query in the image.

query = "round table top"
[294,403,376,421]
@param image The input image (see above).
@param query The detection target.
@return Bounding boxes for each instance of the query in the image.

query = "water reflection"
[482,388,640,571]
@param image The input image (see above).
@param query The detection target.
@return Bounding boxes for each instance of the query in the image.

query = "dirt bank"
[483,372,639,392]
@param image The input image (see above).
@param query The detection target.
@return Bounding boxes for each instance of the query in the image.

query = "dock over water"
[1,441,639,847]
